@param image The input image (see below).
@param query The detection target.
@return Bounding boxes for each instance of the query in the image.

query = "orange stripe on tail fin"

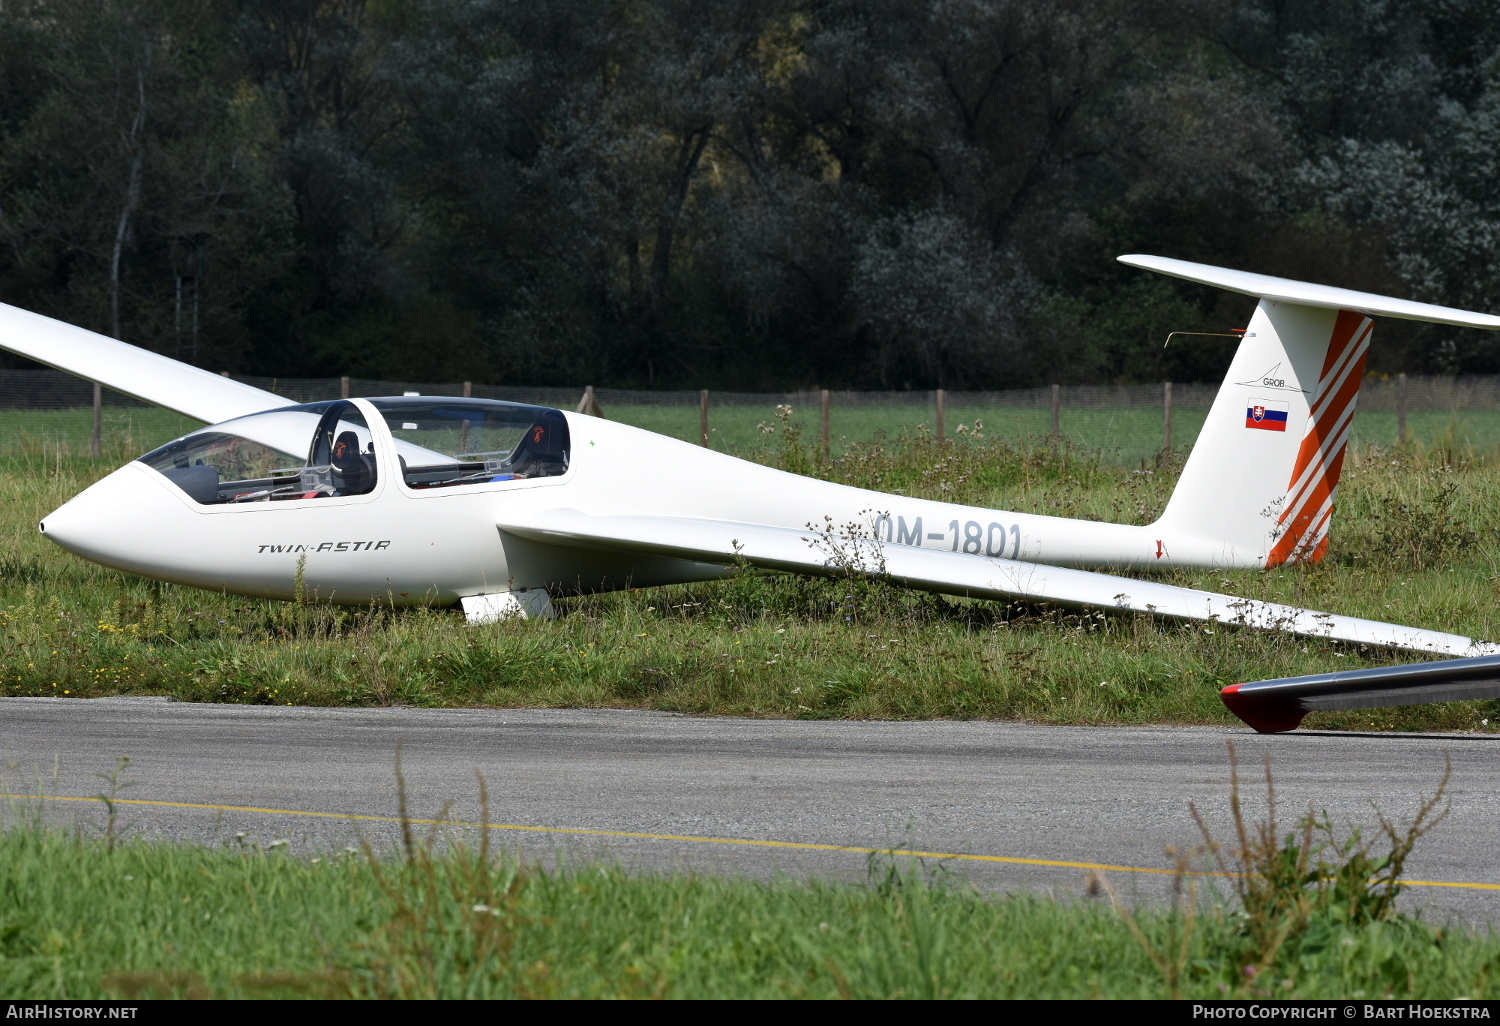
[1265,309,1371,567]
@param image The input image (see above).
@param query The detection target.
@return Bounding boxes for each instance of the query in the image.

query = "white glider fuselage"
[40,405,1172,608]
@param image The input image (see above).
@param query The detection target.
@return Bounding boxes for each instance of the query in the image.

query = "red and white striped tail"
[1154,298,1371,568]
[1123,254,1499,571]
[1265,310,1372,567]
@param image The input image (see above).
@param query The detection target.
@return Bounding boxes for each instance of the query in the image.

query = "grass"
[6,400,1498,465]
[1,748,1492,1000]
[4,405,1500,731]
[587,402,1500,465]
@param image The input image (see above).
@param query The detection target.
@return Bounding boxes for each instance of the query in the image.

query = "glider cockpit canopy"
[137,397,570,505]
[372,397,570,489]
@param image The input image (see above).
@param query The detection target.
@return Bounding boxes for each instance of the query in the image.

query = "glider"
[5,254,1500,732]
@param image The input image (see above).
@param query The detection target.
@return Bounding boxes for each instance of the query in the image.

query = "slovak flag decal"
[1245,397,1289,431]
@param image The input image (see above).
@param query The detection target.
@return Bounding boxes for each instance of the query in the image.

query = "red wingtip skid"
[1219,683,1307,734]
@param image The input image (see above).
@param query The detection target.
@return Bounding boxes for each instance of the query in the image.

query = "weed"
[1183,742,1451,994]
[353,758,527,998]
[90,755,135,852]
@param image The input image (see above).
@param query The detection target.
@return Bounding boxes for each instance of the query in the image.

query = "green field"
[5,400,1498,467]
[3,403,1500,732]
[581,403,1500,466]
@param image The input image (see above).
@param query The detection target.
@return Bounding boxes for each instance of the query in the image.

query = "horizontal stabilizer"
[1221,654,1500,733]
[501,509,1496,657]
[1119,255,1500,329]
[0,302,288,423]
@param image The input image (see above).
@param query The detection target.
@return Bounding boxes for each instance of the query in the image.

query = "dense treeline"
[3,0,1500,389]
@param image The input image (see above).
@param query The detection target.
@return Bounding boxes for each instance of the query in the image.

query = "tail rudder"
[1265,308,1372,566]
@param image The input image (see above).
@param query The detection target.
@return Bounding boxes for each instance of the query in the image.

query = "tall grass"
[4,413,1500,730]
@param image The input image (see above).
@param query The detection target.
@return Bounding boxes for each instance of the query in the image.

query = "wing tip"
[1220,682,1307,734]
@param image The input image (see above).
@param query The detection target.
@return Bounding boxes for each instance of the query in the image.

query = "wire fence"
[0,368,1495,464]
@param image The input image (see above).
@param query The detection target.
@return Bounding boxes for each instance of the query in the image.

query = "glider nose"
[38,483,101,555]
[39,461,182,572]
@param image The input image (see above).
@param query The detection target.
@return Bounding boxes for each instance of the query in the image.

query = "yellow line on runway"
[11,793,1499,892]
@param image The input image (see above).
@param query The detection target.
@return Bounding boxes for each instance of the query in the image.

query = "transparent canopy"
[137,397,568,504]
[369,398,569,488]
[138,400,378,504]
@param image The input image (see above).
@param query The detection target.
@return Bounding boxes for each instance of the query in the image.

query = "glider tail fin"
[1159,300,1371,567]
[1119,254,1500,569]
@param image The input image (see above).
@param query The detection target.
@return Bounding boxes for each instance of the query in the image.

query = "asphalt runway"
[3,697,1499,920]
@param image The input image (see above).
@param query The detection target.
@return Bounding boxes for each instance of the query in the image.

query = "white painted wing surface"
[1118,254,1500,329]
[0,302,288,423]
[501,510,1498,657]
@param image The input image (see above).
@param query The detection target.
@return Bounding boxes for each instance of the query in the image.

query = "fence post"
[820,388,830,456]
[1397,372,1407,444]
[340,375,350,399]
[935,388,946,442]
[463,380,472,398]
[1163,381,1173,452]
[90,382,101,458]
[576,385,604,417]
[1050,383,1060,437]
[699,389,710,447]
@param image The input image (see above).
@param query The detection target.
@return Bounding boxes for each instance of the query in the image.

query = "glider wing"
[0,302,287,423]
[501,509,1496,658]
[1221,655,1500,733]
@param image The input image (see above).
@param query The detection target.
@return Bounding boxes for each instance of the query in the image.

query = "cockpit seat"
[159,464,220,504]
[505,411,569,478]
[331,431,376,495]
